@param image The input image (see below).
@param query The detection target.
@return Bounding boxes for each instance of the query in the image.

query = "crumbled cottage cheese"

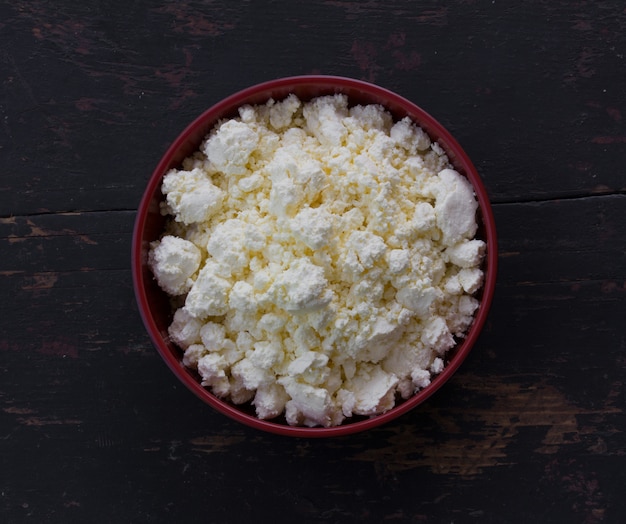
[149,93,486,427]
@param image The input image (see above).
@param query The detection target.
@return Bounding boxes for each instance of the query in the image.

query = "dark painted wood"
[1,1,625,523]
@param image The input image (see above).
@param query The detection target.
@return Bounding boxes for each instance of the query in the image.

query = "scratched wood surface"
[1,1,625,523]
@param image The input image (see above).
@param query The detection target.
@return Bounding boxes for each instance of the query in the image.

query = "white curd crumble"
[148,94,485,427]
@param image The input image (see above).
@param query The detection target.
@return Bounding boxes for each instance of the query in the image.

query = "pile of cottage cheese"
[149,94,485,427]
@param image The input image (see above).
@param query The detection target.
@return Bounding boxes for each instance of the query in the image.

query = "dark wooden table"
[2,1,625,522]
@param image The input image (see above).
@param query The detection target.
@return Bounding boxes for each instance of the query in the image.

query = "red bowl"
[132,75,497,437]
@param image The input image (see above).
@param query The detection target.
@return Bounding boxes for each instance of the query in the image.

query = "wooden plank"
[0,276,623,522]
[493,194,626,283]
[0,211,135,272]
[2,2,626,216]
[3,195,623,280]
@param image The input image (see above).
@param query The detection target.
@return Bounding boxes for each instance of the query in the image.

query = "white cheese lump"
[149,94,485,427]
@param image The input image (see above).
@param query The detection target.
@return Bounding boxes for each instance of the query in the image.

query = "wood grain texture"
[1,1,625,523]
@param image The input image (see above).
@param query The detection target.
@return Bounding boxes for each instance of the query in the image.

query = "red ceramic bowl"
[132,75,497,437]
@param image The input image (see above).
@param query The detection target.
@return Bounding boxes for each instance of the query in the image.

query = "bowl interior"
[132,75,497,437]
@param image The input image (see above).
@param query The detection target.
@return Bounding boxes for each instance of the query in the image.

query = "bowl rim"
[131,74,498,438]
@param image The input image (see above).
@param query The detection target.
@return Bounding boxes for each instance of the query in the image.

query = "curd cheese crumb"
[149,235,201,295]
[433,168,479,245]
[207,219,265,271]
[269,94,301,130]
[184,262,232,319]
[203,120,259,176]
[168,308,202,350]
[347,365,399,416]
[162,167,224,225]
[446,239,486,268]
[269,258,333,312]
[150,94,487,427]
[289,207,334,250]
